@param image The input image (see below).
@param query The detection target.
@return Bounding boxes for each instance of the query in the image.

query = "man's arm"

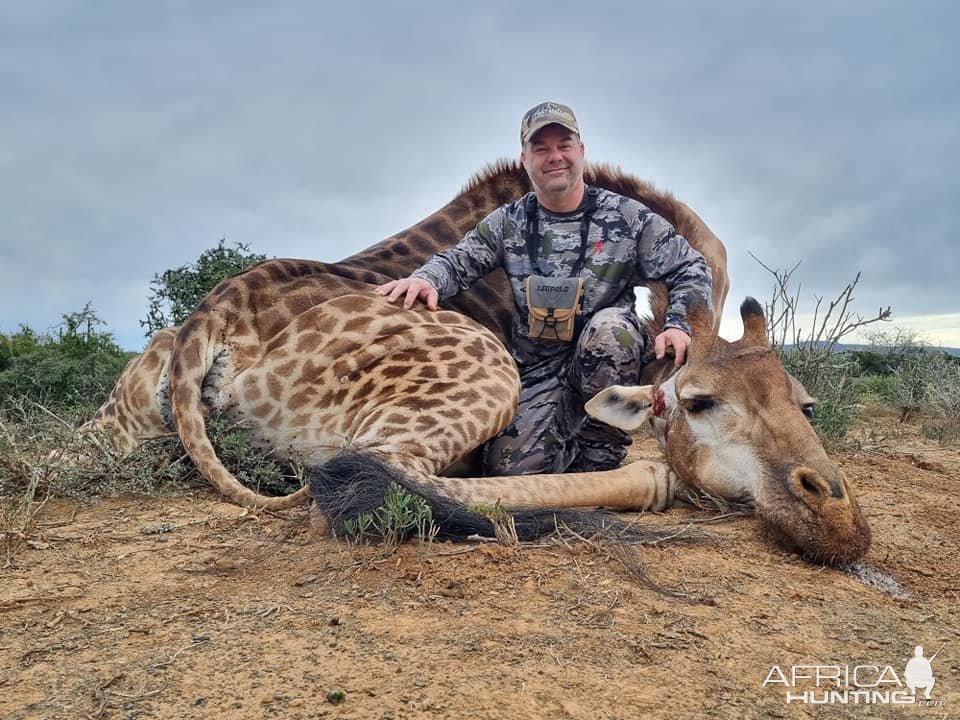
[636,213,713,365]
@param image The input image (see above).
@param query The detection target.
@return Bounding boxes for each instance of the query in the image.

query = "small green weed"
[466,499,519,546]
[342,481,436,554]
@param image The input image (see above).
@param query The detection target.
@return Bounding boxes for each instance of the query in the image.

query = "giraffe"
[75,160,870,563]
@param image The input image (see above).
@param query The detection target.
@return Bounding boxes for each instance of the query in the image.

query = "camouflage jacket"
[411,187,712,367]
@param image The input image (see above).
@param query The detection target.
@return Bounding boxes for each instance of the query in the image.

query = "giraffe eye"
[681,397,715,414]
[802,403,815,420]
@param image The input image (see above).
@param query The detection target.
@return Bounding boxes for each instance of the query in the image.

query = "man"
[377,102,712,476]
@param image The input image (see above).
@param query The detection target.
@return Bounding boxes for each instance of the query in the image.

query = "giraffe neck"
[337,160,532,344]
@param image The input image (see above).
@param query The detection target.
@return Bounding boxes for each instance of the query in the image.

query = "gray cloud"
[1,1,956,348]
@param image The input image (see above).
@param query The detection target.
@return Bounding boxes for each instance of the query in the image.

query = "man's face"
[521,124,585,198]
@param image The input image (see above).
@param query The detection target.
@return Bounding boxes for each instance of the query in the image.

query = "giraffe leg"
[346,433,678,514]
[50,328,177,468]
[417,461,678,512]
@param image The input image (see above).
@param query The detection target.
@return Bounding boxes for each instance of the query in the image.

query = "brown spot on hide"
[354,378,377,400]
[397,396,445,412]
[350,295,374,313]
[464,338,485,358]
[407,349,432,364]
[298,359,325,384]
[427,381,458,395]
[342,316,371,334]
[180,338,202,367]
[266,373,284,399]
[464,368,486,384]
[276,358,298,377]
[419,217,454,245]
[142,351,160,371]
[438,350,457,361]
[244,383,262,403]
[330,338,362,356]
[410,234,436,256]
[289,389,315,411]
[234,318,251,337]
[317,314,338,335]
[295,333,323,354]
[426,336,460,348]
[252,403,273,418]
[450,389,480,404]
[417,365,439,380]
[382,364,413,379]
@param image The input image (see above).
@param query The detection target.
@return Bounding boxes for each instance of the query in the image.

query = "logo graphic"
[763,641,947,707]
[531,103,564,121]
[905,644,943,700]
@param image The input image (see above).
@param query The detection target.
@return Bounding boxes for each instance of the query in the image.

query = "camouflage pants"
[482,307,648,475]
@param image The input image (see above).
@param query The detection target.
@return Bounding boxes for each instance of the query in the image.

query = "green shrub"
[779,347,859,444]
[0,305,133,414]
[854,374,903,404]
[141,238,266,336]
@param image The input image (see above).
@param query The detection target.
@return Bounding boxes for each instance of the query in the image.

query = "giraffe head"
[586,298,871,564]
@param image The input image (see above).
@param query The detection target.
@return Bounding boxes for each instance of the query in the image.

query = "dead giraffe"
[77,161,869,562]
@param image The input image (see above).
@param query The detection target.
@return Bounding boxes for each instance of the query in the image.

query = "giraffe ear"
[585,385,654,432]
[740,297,769,347]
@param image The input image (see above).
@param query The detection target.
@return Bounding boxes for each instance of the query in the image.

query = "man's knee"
[579,308,646,358]
[574,308,647,398]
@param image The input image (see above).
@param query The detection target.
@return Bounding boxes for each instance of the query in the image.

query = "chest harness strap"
[523,185,600,276]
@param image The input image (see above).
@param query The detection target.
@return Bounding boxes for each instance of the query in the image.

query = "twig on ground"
[147,637,210,671]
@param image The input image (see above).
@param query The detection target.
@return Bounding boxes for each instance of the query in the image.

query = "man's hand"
[375,277,439,310]
[654,328,692,367]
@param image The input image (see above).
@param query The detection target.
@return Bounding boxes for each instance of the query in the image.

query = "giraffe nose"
[789,467,844,507]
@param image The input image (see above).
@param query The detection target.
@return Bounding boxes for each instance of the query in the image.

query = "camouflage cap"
[520,102,580,146]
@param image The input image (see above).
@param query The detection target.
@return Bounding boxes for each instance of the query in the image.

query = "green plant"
[141,238,267,336]
[467,500,519,546]
[342,481,436,553]
[0,306,133,414]
[853,328,927,376]
[205,416,303,497]
[854,374,903,404]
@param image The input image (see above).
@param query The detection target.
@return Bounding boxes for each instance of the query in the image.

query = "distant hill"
[786,342,960,357]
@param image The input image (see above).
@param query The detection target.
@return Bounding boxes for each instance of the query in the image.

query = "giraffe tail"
[308,450,700,545]
[168,312,310,510]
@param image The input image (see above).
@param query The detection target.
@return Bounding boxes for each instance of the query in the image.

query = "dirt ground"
[2,412,959,720]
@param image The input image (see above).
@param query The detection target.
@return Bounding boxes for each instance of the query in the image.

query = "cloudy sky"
[2,1,957,351]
